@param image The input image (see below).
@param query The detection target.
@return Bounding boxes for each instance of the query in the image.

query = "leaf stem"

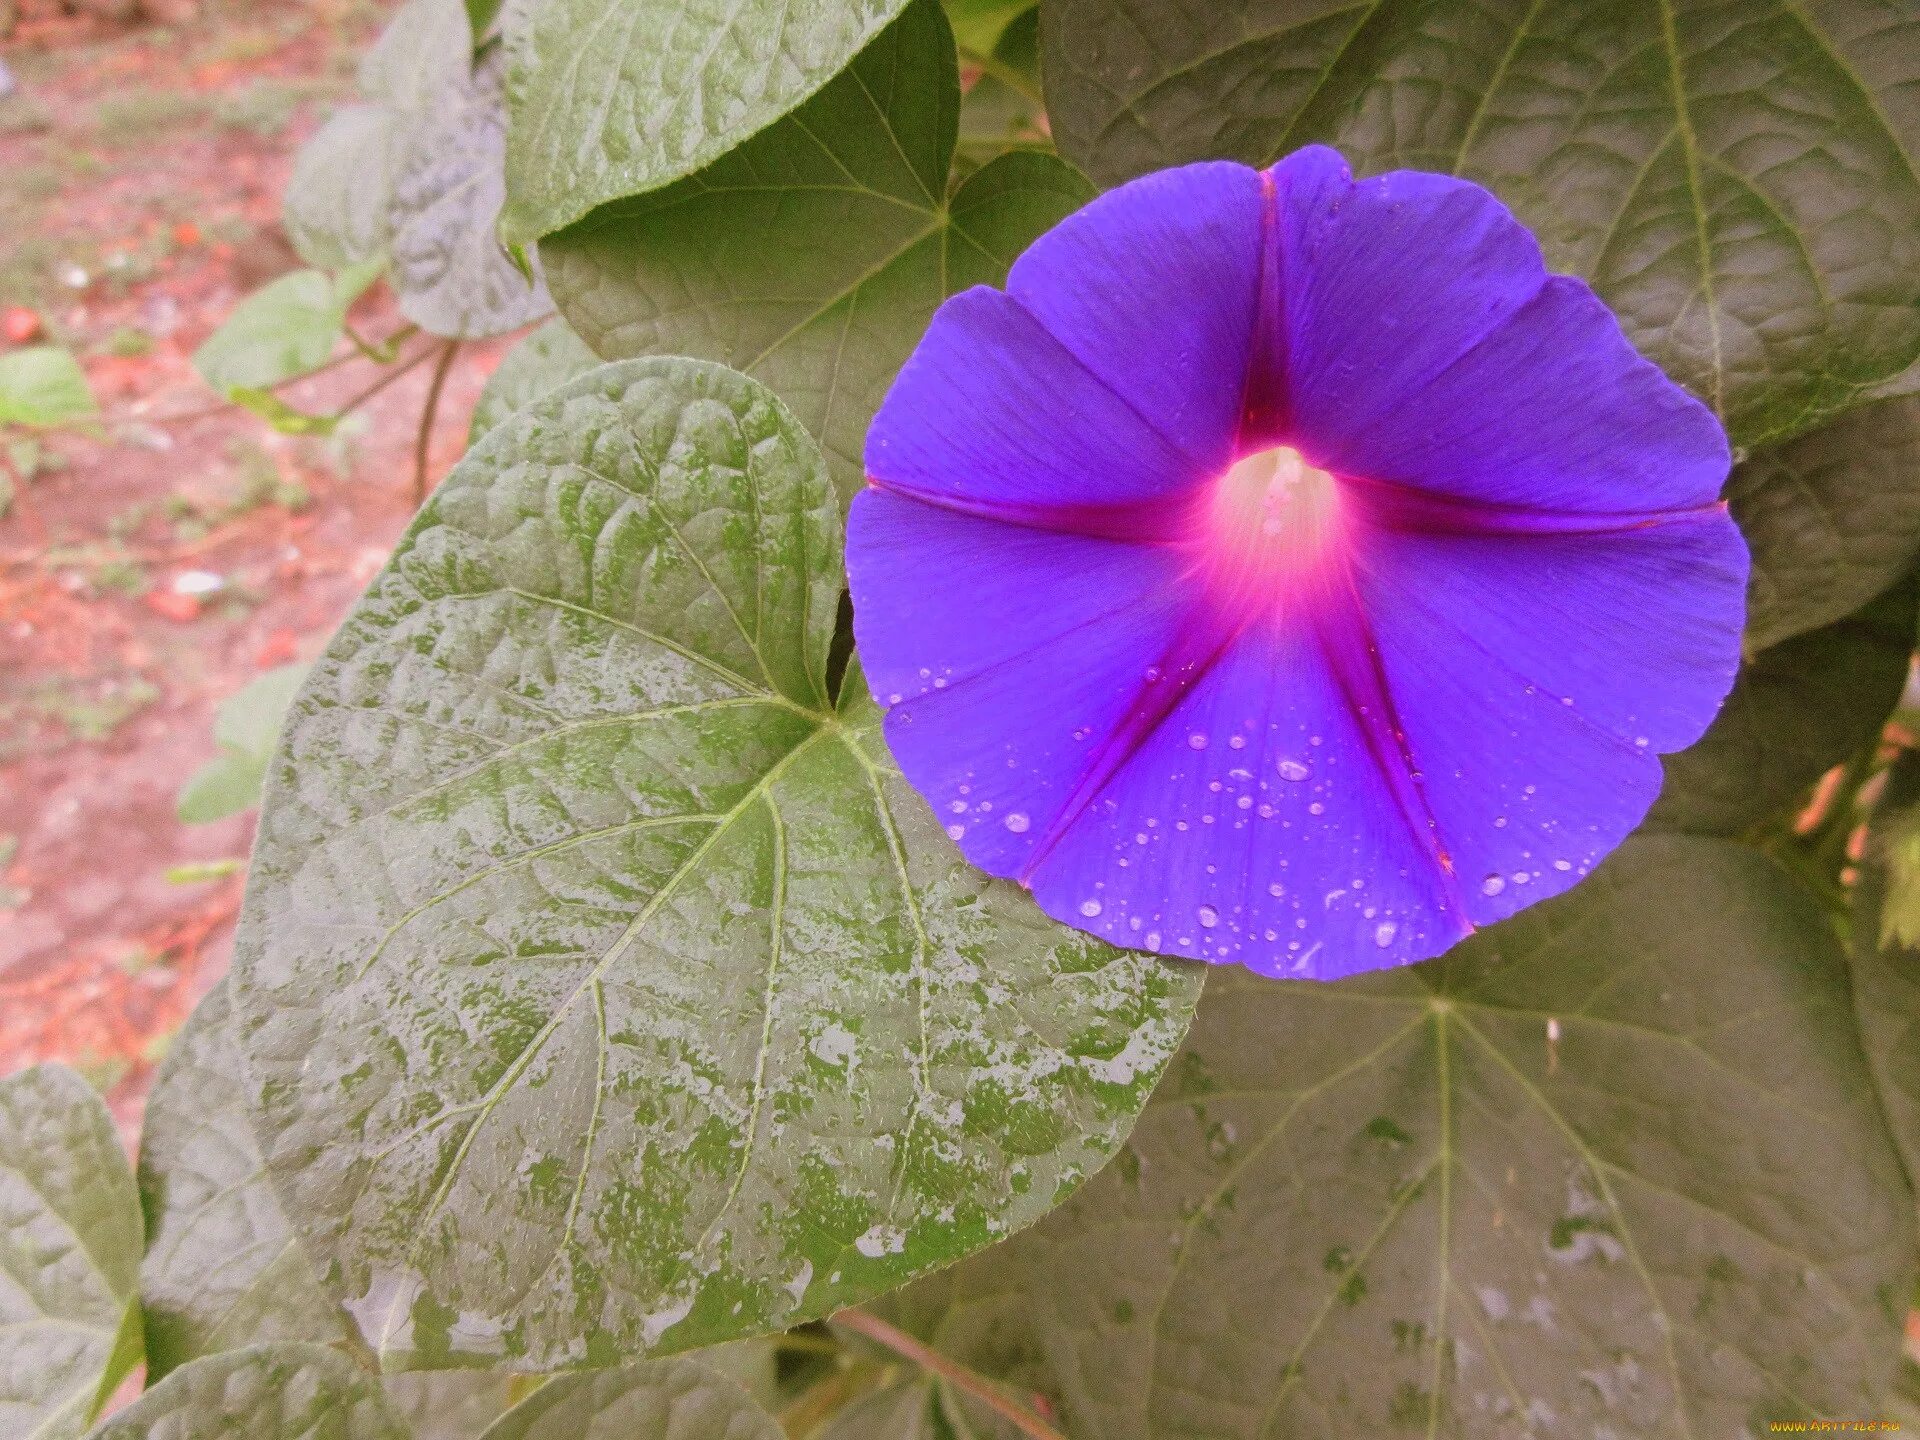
[413,340,460,504]
[831,1309,1066,1440]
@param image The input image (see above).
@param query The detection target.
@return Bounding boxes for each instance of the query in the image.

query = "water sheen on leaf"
[1,1066,144,1440]
[889,836,1915,1436]
[1039,0,1920,449]
[1729,396,1920,650]
[137,981,356,1379]
[84,1344,409,1440]
[501,0,911,245]
[475,1358,782,1439]
[541,0,1094,500]
[228,357,1201,1370]
[1644,577,1915,837]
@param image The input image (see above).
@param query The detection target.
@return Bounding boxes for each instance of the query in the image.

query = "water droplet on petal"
[948,799,967,814]
[1374,921,1398,948]
[946,823,966,841]
[1188,732,1209,750]
[1268,881,1285,898]
[1481,875,1506,897]
[1553,859,1572,872]
[1277,758,1310,782]
[1079,898,1103,918]
[1003,811,1030,833]
[1197,905,1219,929]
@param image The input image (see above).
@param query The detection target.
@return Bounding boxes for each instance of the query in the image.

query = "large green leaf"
[229,357,1201,1370]
[1730,397,1920,651]
[1039,0,1920,448]
[476,1359,782,1439]
[1,1066,143,1440]
[469,317,601,443]
[1643,578,1914,837]
[284,106,404,272]
[891,835,1917,1436]
[500,0,912,245]
[390,51,552,339]
[137,981,355,1379]
[542,0,1093,499]
[82,1344,408,1440]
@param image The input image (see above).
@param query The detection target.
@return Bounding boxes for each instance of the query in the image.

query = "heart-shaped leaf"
[1,1065,144,1440]
[1644,578,1915,837]
[82,1344,408,1440]
[1730,397,1920,651]
[469,317,600,443]
[358,0,473,111]
[476,1359,782,1439]
[500,0,912,245]
[888,835,1916,1436]
[390,51,552,339]
[541,0,1093,500]
[193,265,382,395]
[1039,0,1920,448]
[284,106,404,272]
[137,981,356,1379]
[229,357,1201,1370]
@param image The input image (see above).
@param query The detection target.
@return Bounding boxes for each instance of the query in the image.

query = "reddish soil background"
[0,0,512,1134]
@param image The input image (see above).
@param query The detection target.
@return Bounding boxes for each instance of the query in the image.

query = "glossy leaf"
[500,0,912,245]
[0,346,98,430]
[228,357,1201,1370]
[1039,0,1920,448]
[1851,753,1920,1210]
[542,0,1093,499]
[895,836,1916,1436]
[469,317,600,443]
[1730,397,1920,650]
[83,1344,407,1440]
[137,981,354,1379]
[1,1065,143,1440]
[390,51,552,339]
[1644,579,1915,837]
[476,1359,782,1440]
[193,265,382,395]
[284,106,404,272]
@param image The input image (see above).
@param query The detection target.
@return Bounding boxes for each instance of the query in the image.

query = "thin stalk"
[413,340,460,504]
[831,1309,1066,1440]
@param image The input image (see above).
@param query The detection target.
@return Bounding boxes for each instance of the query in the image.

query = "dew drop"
[1268,881,1285,898]
[1144,930,1162,951]
[1003,811,1030,833]
[945,823,966,841]
[1277,758,1310,782]
[1373,920,1398,948]
[1236,795,1253,810]
[1144,665,1162,683]
[1197,905,1219,929]
[1552,859,1572,872]
[1188,732,1209,750]
[1308,801,1325,816]
[1079,898,1103,918]
[1228,733,1246,749]
[948,799,967,814]
[1481,875,1506,897]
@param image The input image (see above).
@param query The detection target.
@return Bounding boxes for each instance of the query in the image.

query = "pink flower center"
[1196,444,1346,614]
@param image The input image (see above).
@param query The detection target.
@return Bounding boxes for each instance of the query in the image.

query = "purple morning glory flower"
[845,146,1747,980]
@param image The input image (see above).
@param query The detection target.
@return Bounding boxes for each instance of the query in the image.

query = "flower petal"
[1005,161,1266,471]
[1020,621,1466,979]
[1350,515,1748,752]
[863,287,1200,524]
[849,490,1197,880]
[1268,151,1729,514]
